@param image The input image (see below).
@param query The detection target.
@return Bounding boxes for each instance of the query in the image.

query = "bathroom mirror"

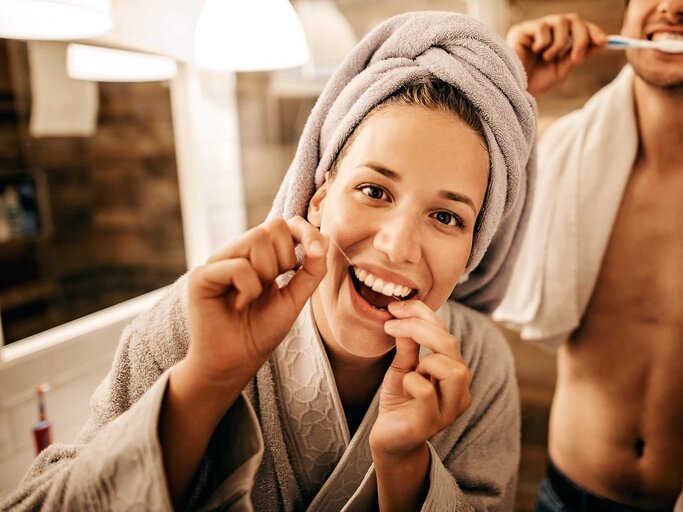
[0,40,186,345]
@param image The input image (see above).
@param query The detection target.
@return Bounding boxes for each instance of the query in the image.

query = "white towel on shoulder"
[494,66,638,349]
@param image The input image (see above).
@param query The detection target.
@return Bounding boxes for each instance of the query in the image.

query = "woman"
[4,11,536,512]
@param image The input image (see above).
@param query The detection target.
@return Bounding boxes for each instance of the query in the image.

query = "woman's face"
[308,105,489,362]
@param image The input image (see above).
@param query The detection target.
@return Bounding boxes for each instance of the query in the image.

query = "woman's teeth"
[353,267,413,298]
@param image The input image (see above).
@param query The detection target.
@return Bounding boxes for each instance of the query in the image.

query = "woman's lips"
[346,267,393,324]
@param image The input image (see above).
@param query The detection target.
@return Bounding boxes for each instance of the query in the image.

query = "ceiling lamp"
[294,0,356,78]
[194,0,309,72]
[67,44,177,82]
[0,0,112,40]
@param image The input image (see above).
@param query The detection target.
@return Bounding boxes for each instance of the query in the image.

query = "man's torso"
[549,158,683,509]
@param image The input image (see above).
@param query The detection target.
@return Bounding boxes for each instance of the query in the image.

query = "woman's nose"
[372,212,422,264]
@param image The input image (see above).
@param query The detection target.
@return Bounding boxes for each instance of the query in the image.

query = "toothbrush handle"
[606,35,649,49]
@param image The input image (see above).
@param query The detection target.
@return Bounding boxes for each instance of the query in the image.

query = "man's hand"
[507,13,608,95]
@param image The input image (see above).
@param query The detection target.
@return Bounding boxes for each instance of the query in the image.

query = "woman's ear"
[307,177,329,228]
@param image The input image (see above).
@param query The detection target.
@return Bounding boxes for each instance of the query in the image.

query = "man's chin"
[629,58,683,92]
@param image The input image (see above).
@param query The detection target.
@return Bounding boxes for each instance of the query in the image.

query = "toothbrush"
[607,35,683,54]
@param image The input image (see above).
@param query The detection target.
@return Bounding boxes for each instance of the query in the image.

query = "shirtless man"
[505,2,683,510]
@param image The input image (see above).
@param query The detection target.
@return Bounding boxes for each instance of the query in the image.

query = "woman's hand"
[507,13,607,95]
[162,217,327,502]
[369,300,471,511]
[371,299,471,456]
[184,216,328,391]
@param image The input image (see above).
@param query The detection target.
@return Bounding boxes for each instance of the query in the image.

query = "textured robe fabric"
[3,275,520,511]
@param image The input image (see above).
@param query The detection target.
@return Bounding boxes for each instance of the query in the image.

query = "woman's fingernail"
[388,301,403,311]
[309,240,323,256]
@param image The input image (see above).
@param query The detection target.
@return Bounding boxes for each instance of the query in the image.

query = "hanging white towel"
[494,66,639,349]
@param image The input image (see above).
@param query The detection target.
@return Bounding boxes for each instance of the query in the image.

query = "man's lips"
[646,26,683,40]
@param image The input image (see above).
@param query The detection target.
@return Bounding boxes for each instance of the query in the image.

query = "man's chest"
[568,165,683,407]
[589,165,683,324]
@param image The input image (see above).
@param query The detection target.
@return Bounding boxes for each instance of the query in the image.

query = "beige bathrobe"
[3,276,520,511]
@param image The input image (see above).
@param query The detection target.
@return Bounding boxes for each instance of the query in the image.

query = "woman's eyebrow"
[440,190,476,213]
[360,162,476,213]
[360,162,401,181]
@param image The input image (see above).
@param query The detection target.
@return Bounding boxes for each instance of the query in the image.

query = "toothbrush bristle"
[659,40,683,53]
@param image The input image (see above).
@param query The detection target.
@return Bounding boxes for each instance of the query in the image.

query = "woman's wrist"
[171,358,249,418]
[371,442,430,512]
[371,441,429,476]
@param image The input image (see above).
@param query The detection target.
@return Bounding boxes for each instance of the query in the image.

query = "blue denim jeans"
[535,477,567,512]
[535,461,668,512]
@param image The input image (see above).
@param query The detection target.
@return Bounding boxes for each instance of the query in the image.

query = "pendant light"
[67,44,177,82]
[0,0,112,40]
[194,0,309,72]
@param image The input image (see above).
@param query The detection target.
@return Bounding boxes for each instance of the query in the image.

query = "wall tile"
[0,447,34,496]
[0,412,11,459]
[7,399,36,454]
[0,357,48,407]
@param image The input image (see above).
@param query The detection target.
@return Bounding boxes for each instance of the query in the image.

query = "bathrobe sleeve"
[344,304,520,512]
[1,276,264,512]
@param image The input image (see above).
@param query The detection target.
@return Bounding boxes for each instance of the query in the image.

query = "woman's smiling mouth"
[348,265,417,310]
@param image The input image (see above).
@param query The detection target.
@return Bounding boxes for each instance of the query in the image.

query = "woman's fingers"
[206,216,322,284]
[385,301,461,361]
[190,258,263,308]
[402,371,438,407]
[279,216,328,313]
[391,337,420,373]
[207,218,294,279]
[387,299,443,325]
[416,354,472,419]
[383,299,471,421]
[286,216,327,259]
[384,316,461,361]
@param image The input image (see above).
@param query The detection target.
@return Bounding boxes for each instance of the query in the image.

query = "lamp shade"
[67,44,177,82]
[294,0,356,78]
[194,0,309,72]
[0,0,112,40]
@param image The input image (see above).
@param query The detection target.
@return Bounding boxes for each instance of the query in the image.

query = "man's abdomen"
[548,326,682,510]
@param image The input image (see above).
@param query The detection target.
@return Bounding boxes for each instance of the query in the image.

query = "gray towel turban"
[270,11,537,314]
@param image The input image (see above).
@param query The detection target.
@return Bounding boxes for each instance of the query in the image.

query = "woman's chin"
[334,328,396,360]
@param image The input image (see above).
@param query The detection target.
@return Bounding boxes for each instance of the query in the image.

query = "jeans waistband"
[546,460,666,512]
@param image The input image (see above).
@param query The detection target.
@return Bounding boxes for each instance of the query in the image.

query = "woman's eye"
[359,185,387,200]
[431,211,464,229]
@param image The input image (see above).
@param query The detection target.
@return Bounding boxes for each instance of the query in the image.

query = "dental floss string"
[327,236,402,303]
[328,237,353,266]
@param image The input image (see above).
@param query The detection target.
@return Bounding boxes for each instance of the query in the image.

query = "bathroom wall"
[0,290,162,498]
